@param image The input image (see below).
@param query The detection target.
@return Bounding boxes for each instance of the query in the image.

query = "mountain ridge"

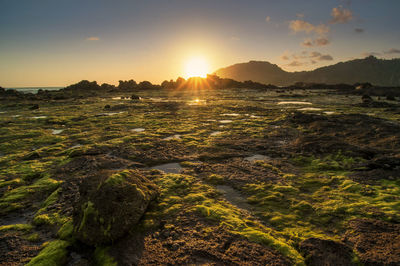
[214,56,400,86]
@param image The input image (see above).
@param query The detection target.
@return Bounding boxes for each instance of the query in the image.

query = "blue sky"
[1,0,399,86]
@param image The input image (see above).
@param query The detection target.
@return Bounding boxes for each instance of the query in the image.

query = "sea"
[5,87,63,94]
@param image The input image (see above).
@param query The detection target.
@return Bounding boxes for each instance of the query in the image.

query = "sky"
[1,0,400,87]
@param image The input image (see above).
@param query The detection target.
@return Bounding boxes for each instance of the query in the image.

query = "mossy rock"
[73,170,158,245]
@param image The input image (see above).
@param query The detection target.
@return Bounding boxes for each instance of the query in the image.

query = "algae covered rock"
[73,170,158,245]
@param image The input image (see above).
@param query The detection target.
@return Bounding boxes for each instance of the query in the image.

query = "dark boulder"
[362,94,373,103]
[29,104,39,110]
[131,94,140,100]
[73,170,158,245]
[299,238,353,266]
[386,94,396,101]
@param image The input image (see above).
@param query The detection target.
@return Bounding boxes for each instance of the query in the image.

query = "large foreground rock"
[73,170,158,245]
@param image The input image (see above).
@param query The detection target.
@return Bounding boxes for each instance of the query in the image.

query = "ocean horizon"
[5,87,63,94]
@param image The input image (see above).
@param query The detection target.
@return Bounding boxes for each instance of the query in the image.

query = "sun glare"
[184,57,210,78]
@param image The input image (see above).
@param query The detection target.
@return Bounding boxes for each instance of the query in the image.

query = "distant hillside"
[214,56,400,86]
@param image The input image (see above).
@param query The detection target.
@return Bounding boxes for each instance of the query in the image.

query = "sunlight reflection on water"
[277,101,312,105]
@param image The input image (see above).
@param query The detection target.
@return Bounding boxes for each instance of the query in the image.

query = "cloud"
[354,28,364,33]
[330,6,353,24]
[281,55,290,60]
[86,36,99,41]
[280,51,291,61]
[265,16,271,22]
[301,37,330,47]
[314,37,330,46]
[384,48,400,54]
[284,51,333,66]
[296,13,305,18]
[318,54,333,61]
[310,51,322,58]
[301,39,313,47]
[307,51,333,61]
[287,60,304,67]
[289,20,330,35]
[230,36,240,41]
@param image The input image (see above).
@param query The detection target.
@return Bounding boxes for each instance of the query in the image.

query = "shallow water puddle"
[297,107,322,111]
[221,113,240,117]
[188,99,206,106]
[52,129,64,135]
[277,101,312,105]
[96,111,125,117]
[163,134,181,140]
[216,185,253,211]
[244,154,270,162]
[131,128,145,132]
[70,144,82,149]
[148,97,164,102]
[31,116,47,119]
[151,163,183,174]
[219,120,233,124]
[324,111,336,115]
[210,131,222,136]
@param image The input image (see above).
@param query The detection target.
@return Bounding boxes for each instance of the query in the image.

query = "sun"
[184,57,210,78]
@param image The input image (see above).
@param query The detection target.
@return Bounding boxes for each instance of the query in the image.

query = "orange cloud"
[330,6,353,24]
[301,37,330,47]
[289,20,330,35]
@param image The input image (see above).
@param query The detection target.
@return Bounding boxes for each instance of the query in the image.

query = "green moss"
[26,233,41,242]
[42,188,60,208]
[341,180,362,192]
[1,174,61,204]
[0,223,32,232]
[26,240,69,266]
[293,153,361,173]
[272,185,299,193]
[77,201,98,233]
[0,178,25,188]
[57,220,74,240]
[239,228,304,265]
[205,174,225,185]
[33,214,54,226]
[184,192,207,202]
[292,201,314,213]
[94,246,117,266]
[195,201,304,264]
[104,170,131,186]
